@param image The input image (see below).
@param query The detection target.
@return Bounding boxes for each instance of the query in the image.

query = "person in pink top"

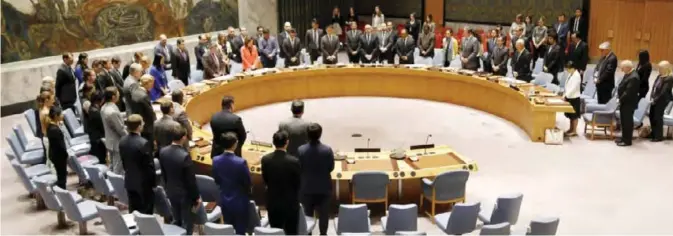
[241,38,260,71]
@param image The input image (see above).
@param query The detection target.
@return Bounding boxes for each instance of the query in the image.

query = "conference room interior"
[1,0,672,235]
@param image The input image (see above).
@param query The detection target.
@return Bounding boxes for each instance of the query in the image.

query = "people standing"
[511,39,533,82]
[55,53,77,111]
[442,29,458,67]
[154,100,181,151]
[119,114,156,214]
[359,24,379,63]
[615,60,641,147]
[509,14,526,39]
[372,5,385,29]
[195,35,209,72]
[320,25,340,65]
[396,29,415,64]
[553,14,570,52]
[563,62,582,137]
[154,34,173,70]
[101,87,128,174]
[405,13,420,42]
[568,33,588,81]
[203,43,226,79]
[378,22,396,65]
[460,29,481,71]
[261,131,301,235]
[306,19,324,65]
[482,29,498,73]
[210,96,247,157]
[636,50,652,99]
[595,42,618,104]
[172,38,191,86]
[531,17,548,62]
[570,8,588,42]
[278,100,309,157]
[241,38,260,71]
[212,132,251,235]
[130,75,157,148]
[149,54,168,101]
[258,29,279,68]
[490,36,509,76]
[345,22,362,64]
[281,29,302,67]
[74,53,89,83]
[648,61,673,142]
[417,24,435,64]
[46,106,69,189]
[543,31,563,85]
[85,92,107,164]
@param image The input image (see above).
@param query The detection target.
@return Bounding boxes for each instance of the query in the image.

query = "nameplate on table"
[545,98,568,106]
[250,140,273,148]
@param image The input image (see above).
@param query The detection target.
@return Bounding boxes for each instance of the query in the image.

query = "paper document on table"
[545,98,567,105]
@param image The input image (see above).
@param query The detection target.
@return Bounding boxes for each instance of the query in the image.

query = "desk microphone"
[366,138,371,158]
[424,134,433,155]
[247,131,259,151]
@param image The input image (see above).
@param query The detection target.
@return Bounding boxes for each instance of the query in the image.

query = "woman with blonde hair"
[648,61,673,142]
[509,13,526,39]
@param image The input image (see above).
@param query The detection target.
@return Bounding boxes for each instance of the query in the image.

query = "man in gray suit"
[154,100,181,151]
[123,63,142,116]
[396,29,416,64]
[171,90,192,146]
[258,29,279,68]
[320,25,340,65]
[154,34,173,70]
[460,29,481,71]
[278,100,309,157]
[345,21,362,64]
[101,87,128,174]
[305,19,324,64]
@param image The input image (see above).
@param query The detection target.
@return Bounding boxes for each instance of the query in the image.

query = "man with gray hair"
[511,38,533,82]
[359,24,379,63]
[278,22,292,59]
[154,34,173,70]
[124,63,143,116]
[595,41,618,104]
[615,60,640,146]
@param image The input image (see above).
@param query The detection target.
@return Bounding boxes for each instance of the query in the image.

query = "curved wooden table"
[183,67,571,204]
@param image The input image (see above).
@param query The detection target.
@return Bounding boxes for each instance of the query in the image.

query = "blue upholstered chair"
[6,133,44,165]
[13,125,43,152]
[9,159,52,196]
[478,193,523,226]
[96,204,140,235]
[351,171,390,208]
[133,211,187,235]
[334,204,371,235]
[33,175,74,227]
[395,231,427,235]
[480,222,511,235]
[615,98,650,128]
[246,200,269,234]
[298,204,317,235]
[254,227,285,235]
[433,201,481,235]
[583,98,618,140]
[63,108,87,138]
[83,164,115,205]
[526,216,560,235]
[106,171,129,206]
[420,170,470,217]
[53,186,104,234]
[381,204,418,235]
[153,186,174,221]
[23,109,39,137]
[204,222,235,235]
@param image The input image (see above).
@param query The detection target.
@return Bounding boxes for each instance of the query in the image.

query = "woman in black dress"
[346,7,359,26]
[636,50,652,99]
[46,106,68,189]
[86,92,107,163]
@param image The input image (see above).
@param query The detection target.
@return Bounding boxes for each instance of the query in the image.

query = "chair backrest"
[34,176,63,211]
[9,160,36,193]
[83,165,114,195]
[53,186,84,221]
[395,231,427,235]
[352,171,389,200]
[433,170,470,201]
[665,101,673,115]
[6,134,25,157]
[23,110,38,137]
[168,80,186,92]
[247,200,263,233]
[13,125,30,149]
[337,204,370,234]
[480,222,511,235]
[254,227,285,235]
[445,202,481,235]
[153,186,173,218]
[604,98,619,112]
[68,155,89,184]
[533,59,544,75]
[107,171,129,205]
[134,211,166,235]
[633,98,651,123]
[63,108,81,137]
[97,204,132,235]
[204,222,235,235]
[58,124,74,147]
[298,204,310,235]
[582,79,597,98]
[75,98,83,118]
[527,216,560,235]
[385,204,418,235]
[489,193,523,225]
[583,68,595,83]
[196,175,219,203]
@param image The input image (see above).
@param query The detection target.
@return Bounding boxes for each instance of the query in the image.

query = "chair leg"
[431,200,435,218]
[57,211,67,228]
[419,194,423,211]
[196,224,204,235]
[35,193,46,210]
[106,196,115,206]
[220,216,224,224]
[78,222,88,235]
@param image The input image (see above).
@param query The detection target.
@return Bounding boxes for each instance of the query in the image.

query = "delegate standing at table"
[102,87,128,174]
[149,54,168,101]
[130,75,157,149]
[442,29,458,67]
[172,38,191,86]
[595,42,618,104]
[378,22,396,65]
[460,29,481,71]
[119,114,156,214]
[278,100,309,157]
[212,132,251,235]
[261,131,301,235]
[568,33,588,81]
[258,29,279,69]
[359,24,379,64]
[543,31,563,85]
[297,123,334,235]
[417,24,435,64]
[482,29,498,73]
[615,61,640,147]
[241,38,260,71]
[203,43,226,80]
[345,22,362,64]
[648,61,673,142]
[563,62,582,137]
[55,53,77,111]
[490,36,509,76]
[396,29,415,64]
[512,39,533,82]
[321,25,340,65]
[211,96,247,157]
[281,29,302,67]
[306,19,324,65]
[155,101,181,151]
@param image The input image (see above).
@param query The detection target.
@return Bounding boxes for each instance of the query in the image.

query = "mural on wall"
[444,0,583,25]
[1,0,239,64]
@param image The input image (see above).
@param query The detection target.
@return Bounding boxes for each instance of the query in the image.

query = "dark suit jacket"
[230,36,245,63]
[297,142,335,195]
[490,46,509,74]
[122,62,133,81]
[359,33,379,55]
[202,52,224,80]
[552,22,569,42]
[159,145,199,204]
[282,37,302,66]
[46,124,68,165]
[617,71,641,107]
[417,32,435,58]
[55,64,77,107]
[194,45,207,70]
[636,63,652,99]
[154,115,180,151]
[172,48,191,81]
[212,152,251,214]
[651,76,673,105]
[345,30,362,54]
[305,28,324,50]
[86,105,105,142]
[396,37,416,63]
[406,20,421,41]
[570,16,589,40]
[320,34,340,64]
[597,52,618,89]
[210,110,247,157]
[511,49,533,81]
[543,44,563,74]
[119,133,156,191]
[130,88,156,141]
[261,150,301,207]
[568,41,588,71]
[278,31,291,58]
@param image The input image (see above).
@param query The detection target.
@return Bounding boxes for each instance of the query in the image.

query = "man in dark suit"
[359,24,379,63]
[305,19,324,64]
[297,123,334,235]
[108,56,126,112]
[568,33,589,81]
[212,132,251,235]
[483,29,498,73]
[405,13,421,42]
[122,52,143,80]
[396,29,415,64]
[172,38,191,86]
[55,52,77,111]
[595,42,618,104]
[194,35,208,71]
[96,59,115,91]
[543,32,563,85]
[490,36,509,76]
[261,131,301,235]
[203,43,226,80]
[282,29,302,67]
[570,8,589,43]
[210,96,247,157]
[320,25,340,65]
[230,28,247,63]
[159,123,201,235]
[460,29,481,71]
[119,114,156,214]
[552,14,570,52]
[130,75,157,147]
[345,21,362,64]
[378,22,396,64]
[278,22,292,60]
[615,61,641,146]
[417,24,435,64]
[155,100,181,151]
[511,39,533,82]
[278,100,309,157]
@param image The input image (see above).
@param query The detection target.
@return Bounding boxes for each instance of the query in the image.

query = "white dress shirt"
[564,69,581,99]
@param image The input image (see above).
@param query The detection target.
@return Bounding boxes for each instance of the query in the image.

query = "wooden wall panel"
[613,0,645,60]
[425,0,444,26]
[642,0,673,62]
[588,0,618,59]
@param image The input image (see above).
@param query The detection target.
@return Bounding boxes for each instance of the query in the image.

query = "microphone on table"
[246,131,259,151]
[424,134,433,155]
[366,138,371,158]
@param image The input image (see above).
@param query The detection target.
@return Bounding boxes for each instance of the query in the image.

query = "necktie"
[314,29,319,46]
[574,18,580,32]
[164,47,170,61]
[653,77,662,94]
[557,24,561,33]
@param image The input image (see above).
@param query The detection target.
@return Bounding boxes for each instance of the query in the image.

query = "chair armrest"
[594,110,615,115]
[422,178,433,187]
[585,104,607,113]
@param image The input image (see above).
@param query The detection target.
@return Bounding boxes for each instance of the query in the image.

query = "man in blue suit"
[552,13,570,53]
[212,132,251,235]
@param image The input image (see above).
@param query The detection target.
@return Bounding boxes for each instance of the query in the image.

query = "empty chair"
[6,134,44,165]
[433,201,481,235]
[246,200,269,234]
[133,211,187,235]
[10,160,53,196]
[168,80,186,92]
[334,204,371,235]
[7,153,51,178]
[196,175,219,203]
[53,186,104,234]
[615,98,650,128]
[298,204,317,235]
[107,171,129,206]
[532,73,553,86]
[23,110,39,137]
[351,171,389,207]
[153,186,174,220]
[13,125,43,152]
[63,108,87,138]
[96,204,140,235]
[420,170,470,217]
[83,164,115,205]
[583,98,618,140]
[527,216,560,235]
[254,227,285,235]
[532,59,544,76]
[381,204,418,235]
[478,193,523,226]
[204,222,235,235]
[59,124,90,156]
[395,231,427,235]
[33,175,74,227]
[480,222,511,235]
[196,201,223,225]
